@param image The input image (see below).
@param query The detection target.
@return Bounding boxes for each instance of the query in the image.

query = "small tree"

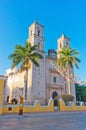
[61,94,74,105]
[75,83,86,102]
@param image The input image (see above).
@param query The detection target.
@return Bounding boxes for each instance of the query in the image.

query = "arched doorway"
[52,91,58,107]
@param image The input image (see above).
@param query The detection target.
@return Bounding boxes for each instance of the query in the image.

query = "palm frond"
[8,42,43,69]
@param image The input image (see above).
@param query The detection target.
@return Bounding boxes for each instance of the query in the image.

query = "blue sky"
[0,0,86,82]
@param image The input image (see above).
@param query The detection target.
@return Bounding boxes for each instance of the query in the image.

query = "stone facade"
[4,21,75,104]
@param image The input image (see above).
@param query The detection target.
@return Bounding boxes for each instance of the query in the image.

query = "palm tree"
[57,46,80,94]
[8,42,43,100]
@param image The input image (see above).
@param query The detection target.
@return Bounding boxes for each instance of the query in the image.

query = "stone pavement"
[0,111,86,130]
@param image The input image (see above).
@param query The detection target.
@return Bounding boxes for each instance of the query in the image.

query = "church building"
[4,21,75,104]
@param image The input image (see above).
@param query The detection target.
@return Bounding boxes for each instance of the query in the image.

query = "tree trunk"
[9,89,12,103]
[67,68,71,94]
[63,70,66,94]
[24,68,28,100]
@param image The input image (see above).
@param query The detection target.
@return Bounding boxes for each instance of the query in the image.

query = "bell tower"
[27,20,44,52]
[57,34,75,97]
[27,21,46,103]
[57,33,70,58]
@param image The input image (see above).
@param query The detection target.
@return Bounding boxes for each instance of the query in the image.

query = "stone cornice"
[49,69,60,75]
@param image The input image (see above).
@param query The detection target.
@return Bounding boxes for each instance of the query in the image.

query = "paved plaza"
[0,111,86,130]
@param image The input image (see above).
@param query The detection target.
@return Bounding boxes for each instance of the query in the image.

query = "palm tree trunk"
[24,68,28,100]
[64,77,66,94]
[67,68,71,94]
[9,89,12,103]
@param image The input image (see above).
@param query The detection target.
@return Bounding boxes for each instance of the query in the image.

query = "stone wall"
[0,79,5,114]
[59,99,86,111]
[2,99,54,114]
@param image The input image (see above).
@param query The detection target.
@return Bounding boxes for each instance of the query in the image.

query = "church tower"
[57,33,70,58]
[27,21,46,103]
[57,34,75,97]
[27,20,44,51]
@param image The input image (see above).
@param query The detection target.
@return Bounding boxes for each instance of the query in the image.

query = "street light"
[18,87,24,115]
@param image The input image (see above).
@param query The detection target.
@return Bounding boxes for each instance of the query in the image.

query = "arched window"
[53,76,57,83]
[38,30,40,36]
[7,96,9,103]
[66,42,68,46]
[38,42,40,50]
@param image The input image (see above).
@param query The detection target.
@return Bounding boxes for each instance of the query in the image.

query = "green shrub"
[61,94,74,105]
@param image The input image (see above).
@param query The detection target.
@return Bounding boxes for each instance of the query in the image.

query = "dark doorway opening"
[52,91,58,107]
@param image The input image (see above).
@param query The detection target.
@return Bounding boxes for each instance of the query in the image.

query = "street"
[0,111,86,130]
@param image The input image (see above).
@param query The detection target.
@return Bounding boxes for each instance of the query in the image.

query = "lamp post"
[18,87,24,115]
[19,96,24,115]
